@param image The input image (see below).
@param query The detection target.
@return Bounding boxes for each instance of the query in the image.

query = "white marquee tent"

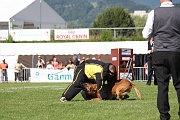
[0,41,148,56]
[0,0,67,29]
[0,41,148,81]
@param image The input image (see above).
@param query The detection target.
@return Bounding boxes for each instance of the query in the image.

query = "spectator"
[50,55,56,62]
[66,58,75,69]
[146,37,157,86]
[14,59,26,82]
[46,61,54,70]
[52,57,59,69]
[58,62,65,70]
[72,55,79,66]
[36,56,45,68]
[86,57,90,60]
[0,59,8,82]
[92,57,96,60]
[144,62,148,76]
[79,57,86,64]
[97,55,101,61]
[142,0,180,119]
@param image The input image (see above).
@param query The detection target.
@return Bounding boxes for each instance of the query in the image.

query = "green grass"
[0,82,179,120]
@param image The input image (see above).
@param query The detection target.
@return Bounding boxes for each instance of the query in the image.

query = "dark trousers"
[14,72,20,81]
[61,63,89,101]
[2,72,8,81]
[147,54,157,85]
[81,90,94,100]
[153,52,180,120]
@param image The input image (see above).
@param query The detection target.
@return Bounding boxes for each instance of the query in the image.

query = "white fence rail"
[0,67,149,82]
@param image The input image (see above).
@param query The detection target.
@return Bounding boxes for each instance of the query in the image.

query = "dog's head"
[83,83,98,96]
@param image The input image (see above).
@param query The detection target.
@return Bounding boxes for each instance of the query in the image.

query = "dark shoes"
[147,81,151,86]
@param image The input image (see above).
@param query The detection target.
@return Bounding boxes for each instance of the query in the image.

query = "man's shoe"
[60,97,66,102]
[146,81,151,86]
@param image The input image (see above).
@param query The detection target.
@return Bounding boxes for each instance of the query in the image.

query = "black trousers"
[61,63,88,101]
[147,54,157,85]
[81,90,95,100]
[153,52,180,120]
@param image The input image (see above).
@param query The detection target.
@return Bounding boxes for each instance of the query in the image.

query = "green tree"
[92,6,135,37]
[132,15,146,37]
[132,16,146,27]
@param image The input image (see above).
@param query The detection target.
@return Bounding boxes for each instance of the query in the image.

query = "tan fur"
[84,78,142,101]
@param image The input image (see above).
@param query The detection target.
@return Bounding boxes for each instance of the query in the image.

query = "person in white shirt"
[14,59,26,82]
[36,56,45,68]
[46,61,54,70]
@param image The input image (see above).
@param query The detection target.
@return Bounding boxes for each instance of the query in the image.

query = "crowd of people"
[36,55,102,70]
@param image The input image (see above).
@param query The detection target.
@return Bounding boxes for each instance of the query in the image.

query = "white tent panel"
[0,0,67,29]
[0,41,148,56]
[11,0,66,25]
[0,0,35,22]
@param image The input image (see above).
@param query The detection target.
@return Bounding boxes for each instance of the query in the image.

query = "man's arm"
[95,73,108,100]
[142,10,154,39]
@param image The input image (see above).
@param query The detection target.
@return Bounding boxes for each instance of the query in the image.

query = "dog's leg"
[90,98,102,101]
[116,89,123,101]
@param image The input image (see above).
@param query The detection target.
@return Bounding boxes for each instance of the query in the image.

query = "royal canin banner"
[54,29,89,40]
[10,29,51,41]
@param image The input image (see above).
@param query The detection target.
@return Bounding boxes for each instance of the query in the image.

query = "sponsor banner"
[30,68,74,82]
[54,29,89,40]
[121,49,132,55]
[120,72,132,80]
[122,57,131,61]
[11,29,51,41]
[0,30,8,40]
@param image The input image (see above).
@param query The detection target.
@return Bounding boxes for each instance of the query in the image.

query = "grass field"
[0,81,179,120]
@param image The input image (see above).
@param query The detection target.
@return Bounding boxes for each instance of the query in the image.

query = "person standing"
[14,59,26,82]
[146,37,157,86]
[51,57,59,69]
[46,61,54,70]
[72,55,79,66]
[0,59,8,82]
[142,0,180,119]
[36,56,45,68]
[97,55,101,61]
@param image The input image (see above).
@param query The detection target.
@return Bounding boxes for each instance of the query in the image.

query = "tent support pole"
[32,55,34,68]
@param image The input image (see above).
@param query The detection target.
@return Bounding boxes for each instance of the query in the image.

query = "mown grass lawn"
[0,82,179,120]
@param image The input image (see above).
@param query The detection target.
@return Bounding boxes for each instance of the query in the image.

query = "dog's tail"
[132,84,142,100]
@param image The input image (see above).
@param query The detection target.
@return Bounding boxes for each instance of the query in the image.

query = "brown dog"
[83,78,142,100]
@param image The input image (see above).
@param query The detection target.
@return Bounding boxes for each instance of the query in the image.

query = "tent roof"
[0,0,35,22]
[0,0,66,25]
[0,41,148,56]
